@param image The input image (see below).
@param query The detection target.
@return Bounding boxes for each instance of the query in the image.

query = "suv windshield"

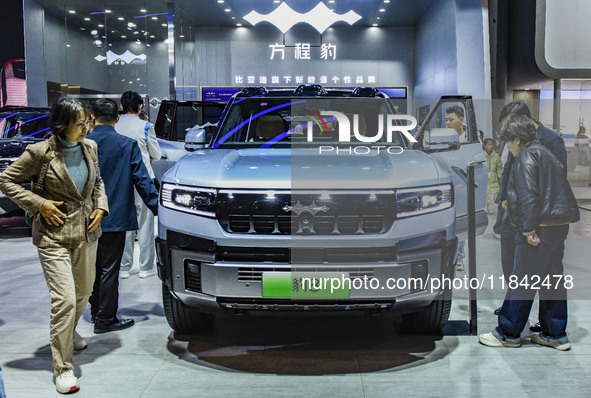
[0,110,50,141]
[212,97,408,149]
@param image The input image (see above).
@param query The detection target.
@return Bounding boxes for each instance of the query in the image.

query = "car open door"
[415,96,488,240]
[153,100,226,183]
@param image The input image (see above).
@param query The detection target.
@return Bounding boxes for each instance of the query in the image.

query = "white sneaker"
[120,270,130,279]
[73,330,87,351]
[53,369,79,394]
[139,269,157,279]
[456,259,465,271]
[478,331,521,348]
[531,332,571,351]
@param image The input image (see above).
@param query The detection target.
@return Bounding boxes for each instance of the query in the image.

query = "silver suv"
[156,86,488,333]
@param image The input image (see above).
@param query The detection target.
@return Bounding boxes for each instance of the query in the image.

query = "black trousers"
[89,231,126,323]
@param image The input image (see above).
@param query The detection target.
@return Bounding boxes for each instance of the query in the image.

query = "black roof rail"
[293,84,328,96]
[352,87,380,97]
[239,87,269,97]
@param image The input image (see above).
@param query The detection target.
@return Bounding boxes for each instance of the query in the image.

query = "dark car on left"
[0,106,51,216]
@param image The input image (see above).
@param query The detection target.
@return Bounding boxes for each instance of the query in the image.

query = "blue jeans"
[0,366,6,398]
[457,241,466,261]
[497,225,569,339]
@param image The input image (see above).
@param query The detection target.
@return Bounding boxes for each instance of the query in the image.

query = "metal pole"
[167,2,176,100]
[553,79,561,131]
[468,164,478,335]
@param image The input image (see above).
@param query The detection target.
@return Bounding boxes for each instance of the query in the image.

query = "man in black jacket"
[479,116,579,350]
[88,99,159,334]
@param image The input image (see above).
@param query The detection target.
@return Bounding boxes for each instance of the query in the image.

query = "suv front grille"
[218,190,395,235]
[216,246,396,263]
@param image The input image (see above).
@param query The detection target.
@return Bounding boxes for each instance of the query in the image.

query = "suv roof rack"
[234,85,384,98]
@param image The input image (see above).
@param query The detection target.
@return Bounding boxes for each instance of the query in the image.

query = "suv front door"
[416,96,488,240]
[153,100,226,182]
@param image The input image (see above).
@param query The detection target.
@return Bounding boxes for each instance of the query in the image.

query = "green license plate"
[262,272,350,298]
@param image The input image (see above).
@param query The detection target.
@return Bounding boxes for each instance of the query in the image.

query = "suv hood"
[168,148,447,189]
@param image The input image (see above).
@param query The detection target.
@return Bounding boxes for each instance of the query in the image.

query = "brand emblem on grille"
[282,201,329,216]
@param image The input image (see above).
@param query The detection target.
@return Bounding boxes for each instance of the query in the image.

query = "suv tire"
[401,291,452,334]
[162,283,214,332]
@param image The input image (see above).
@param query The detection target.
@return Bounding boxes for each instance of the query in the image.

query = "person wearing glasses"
[0,96,108,394]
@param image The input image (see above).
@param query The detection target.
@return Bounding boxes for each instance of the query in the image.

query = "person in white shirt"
[115,91,161,278]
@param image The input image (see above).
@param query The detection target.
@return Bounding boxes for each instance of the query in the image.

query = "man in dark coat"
[87,98,158,333]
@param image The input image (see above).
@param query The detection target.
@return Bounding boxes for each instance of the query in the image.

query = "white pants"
[120,188,155,273]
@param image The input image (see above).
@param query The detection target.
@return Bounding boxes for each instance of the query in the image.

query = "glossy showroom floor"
[1,209,591,397]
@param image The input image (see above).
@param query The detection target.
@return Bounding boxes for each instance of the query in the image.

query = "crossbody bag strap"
[31,141,51,194]
[527,144,563,170]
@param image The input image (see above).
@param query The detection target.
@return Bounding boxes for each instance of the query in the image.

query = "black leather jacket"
[507,144,580,234]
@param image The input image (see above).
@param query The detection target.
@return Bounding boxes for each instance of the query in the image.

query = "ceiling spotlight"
[328,0,335,3]
[231,16,236,19]
[224,8,231,12]
[140,9,147,13]
[105,9,111,13]
[137,78,141,81]
[66,44,71,47]
[274,0,280,3]
[379,8,386,12]
[217,0,224,2]
[84,17,90,21]
[94,39,102,45]
[152,16,158,20]
[68,10,76,14]
[98,24,104,27]
[179,34,185,37]
[121,35,126,38]
[91,29,98,35]
[150,35,155,38]
[384,0,390,3]
[372,23,378,26]
[118,17,124,21]
[80,27,86,31]
[133,31,139,34]
[108,43,112,46]
[162,23,167,27]
[236,23,242,26]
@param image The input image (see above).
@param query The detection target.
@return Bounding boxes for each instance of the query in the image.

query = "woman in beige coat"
[0,97,108,394]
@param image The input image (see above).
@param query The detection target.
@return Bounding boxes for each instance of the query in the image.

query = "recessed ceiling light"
[372,23,378,26]
[140,9,147,13]
[68,10,75,14]
[236,23,242,26]
[105,9,111,13]
[379,8,386,12]
[384,0,391,3]
[91,29,98,35]
[274,0,280,3]
[231,16,236,19]
[66,44,71,47]
[328,0,336,3]
[217,0,224,2]
[152,16,158,20]
[150,35,155,38]
[80,27,86,31]
[179,34,185,38]
[137,78,141,81]
[133,31,139,34]
[377,17,381,19]
[108,43,112,46]
[118,17,124,20]
[98,24,104,27]
[121,35,126,38]
[224,8,231,12]
[162,23,167,27]
[84,17,90,21]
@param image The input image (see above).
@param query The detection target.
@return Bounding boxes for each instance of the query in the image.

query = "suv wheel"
[162,283,215,332]
[400,292,452,334]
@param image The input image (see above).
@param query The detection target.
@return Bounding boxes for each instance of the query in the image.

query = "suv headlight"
[161,183,216,217]
[395,184,453,218]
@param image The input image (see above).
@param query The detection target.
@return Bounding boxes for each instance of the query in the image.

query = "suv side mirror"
[185,128,208,151]
[424,128,460,151]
